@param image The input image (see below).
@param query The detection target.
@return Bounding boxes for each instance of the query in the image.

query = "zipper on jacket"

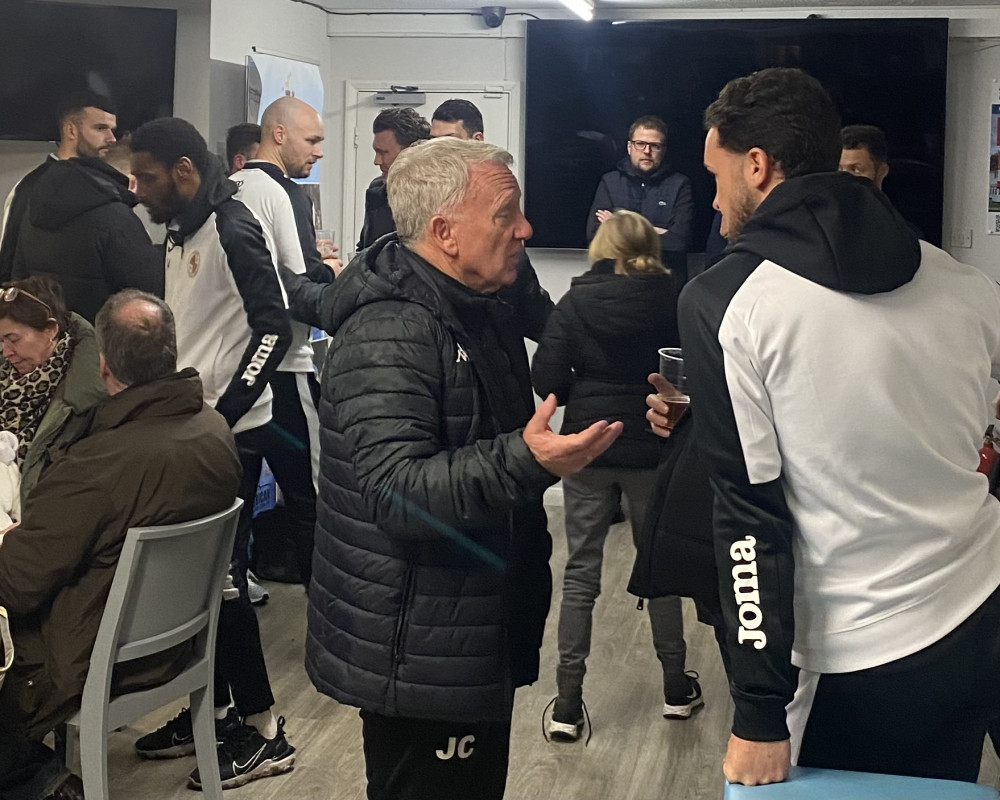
[391,566,416,671]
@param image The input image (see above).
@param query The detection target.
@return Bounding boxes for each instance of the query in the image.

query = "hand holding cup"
[646,348,690,438]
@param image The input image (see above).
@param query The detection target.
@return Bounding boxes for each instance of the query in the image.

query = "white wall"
[325,21,524,257]
[209,0,330,155]
[944,35,1000,280]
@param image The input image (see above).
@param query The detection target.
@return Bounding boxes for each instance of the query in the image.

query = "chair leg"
[190,686,223,800]
[54,723,67,764]
[55,721,81,773]
[78,717,109,800]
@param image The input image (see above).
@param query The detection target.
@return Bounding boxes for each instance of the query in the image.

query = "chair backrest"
[85,500,242,700]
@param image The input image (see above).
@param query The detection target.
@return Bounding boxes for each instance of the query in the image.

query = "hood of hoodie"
[170,158,237,243]
[616,155,675,185]
[731,172,921,295]
[28,158,133,230]
[322,235,440,336]
[569,258,677,339]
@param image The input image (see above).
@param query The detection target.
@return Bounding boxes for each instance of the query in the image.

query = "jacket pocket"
[391,566,416,673]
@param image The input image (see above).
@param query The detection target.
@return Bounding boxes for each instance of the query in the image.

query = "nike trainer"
[662,671,705,720]
[135,706,241,759]
[188,716,296,789]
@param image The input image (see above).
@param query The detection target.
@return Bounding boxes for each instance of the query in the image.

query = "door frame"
[342,80,523,253]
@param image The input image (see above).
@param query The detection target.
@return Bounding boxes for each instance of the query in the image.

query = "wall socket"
[951,227,974,248]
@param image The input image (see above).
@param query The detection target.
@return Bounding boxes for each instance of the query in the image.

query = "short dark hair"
[57,91,117,129]
[704,67,842,179]
[104,134,132,175]
[95,290,177,387]
[0,276,70,337]
[372,107,430,148]
[432,99,484,137]
[628,115,668,142]
[841,124,889,165]
[226,123,261,169]
[131,117,212,177]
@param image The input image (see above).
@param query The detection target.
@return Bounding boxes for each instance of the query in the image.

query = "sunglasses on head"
[1,287,52,316]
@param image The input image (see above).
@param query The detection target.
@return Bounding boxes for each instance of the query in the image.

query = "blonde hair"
[588,210,666,275]
[387,137,513,246]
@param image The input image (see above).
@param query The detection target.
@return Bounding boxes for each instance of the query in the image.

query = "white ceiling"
[301,0,994,10]
[304,1,696,9]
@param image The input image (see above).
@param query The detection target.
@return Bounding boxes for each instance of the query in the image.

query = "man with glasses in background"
[587,114,694,286]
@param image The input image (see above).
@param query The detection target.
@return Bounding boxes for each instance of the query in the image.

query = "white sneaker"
[247,570,269,606]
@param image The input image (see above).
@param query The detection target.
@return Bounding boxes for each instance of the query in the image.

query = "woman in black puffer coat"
[532,210,701,741]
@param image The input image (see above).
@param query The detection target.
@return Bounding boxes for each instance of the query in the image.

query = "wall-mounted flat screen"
[0,0,176,141]
[525,18,948,249]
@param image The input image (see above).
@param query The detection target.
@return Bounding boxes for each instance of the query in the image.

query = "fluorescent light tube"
[560,0,595,21]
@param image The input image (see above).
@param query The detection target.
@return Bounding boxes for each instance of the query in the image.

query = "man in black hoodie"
[355,107,429,252]
[11,142,163,322]
[671,67,1000,787]
[587,114,693,285]
[0,91,120,285]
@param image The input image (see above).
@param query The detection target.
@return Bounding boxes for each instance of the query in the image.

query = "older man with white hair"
[299,138,622,800]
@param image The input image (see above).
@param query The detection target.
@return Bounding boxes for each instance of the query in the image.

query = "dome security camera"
[481,6,506,28]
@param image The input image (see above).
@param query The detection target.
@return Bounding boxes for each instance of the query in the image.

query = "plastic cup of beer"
[658,347,690,426]
[316,229,337,259]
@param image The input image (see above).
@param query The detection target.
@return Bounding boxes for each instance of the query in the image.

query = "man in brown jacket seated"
[0,289,241,800]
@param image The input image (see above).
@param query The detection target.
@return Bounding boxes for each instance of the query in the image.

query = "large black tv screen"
[525,18,948,249]
[0,0,176,141]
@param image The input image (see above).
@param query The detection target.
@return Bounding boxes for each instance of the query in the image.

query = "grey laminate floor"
[102,505,1000,799]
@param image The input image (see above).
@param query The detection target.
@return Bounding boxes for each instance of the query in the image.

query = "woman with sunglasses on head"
[0,277,105,507]
[532,209,701,743]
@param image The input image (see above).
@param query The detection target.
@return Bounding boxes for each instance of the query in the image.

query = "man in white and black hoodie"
[678,68,1000,786]
[228,97,338,588]
[129,117,297,790]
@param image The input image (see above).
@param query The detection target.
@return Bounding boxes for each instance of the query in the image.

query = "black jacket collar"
[242,160,286,181]
[169,160,237,244]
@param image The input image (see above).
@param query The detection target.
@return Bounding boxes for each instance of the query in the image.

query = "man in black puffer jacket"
[295,137,622,800]
[12,156,163,322]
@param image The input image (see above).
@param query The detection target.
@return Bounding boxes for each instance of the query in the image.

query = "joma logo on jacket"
[731,535,767,650]
[242,334,280,387]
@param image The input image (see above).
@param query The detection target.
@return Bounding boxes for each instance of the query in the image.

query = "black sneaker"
[188,716,296,790]
[135,706,241,759]
[547,695,585,742]
[662,670,704,719]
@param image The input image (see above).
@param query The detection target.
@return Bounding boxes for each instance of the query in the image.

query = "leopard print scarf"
[0,332,74,464]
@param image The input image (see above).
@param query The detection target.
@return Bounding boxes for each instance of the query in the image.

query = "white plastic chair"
[61,499,242,800]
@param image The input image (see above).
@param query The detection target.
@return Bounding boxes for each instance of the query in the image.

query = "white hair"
[386,137,513,245]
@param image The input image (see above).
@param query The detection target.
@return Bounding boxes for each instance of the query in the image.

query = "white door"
[343,85,518,257]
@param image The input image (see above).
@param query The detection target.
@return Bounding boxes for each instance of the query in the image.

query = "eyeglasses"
[629,140,665,153]
[1,287,52,316]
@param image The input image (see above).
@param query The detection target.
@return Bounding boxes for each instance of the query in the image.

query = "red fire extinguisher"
[978,424,1000,495]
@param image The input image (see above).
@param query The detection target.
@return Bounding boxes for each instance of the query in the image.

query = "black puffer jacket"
[304,236,557,722]
[12,158,163,322]
[531,259,679,469]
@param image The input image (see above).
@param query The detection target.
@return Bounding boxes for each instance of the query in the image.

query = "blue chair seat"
[724,766,998,800]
